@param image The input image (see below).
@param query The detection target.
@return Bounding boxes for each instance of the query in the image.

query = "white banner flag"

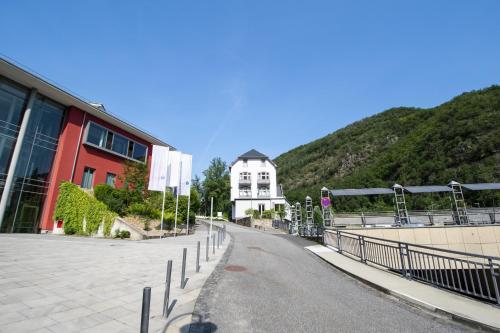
[148,145,170,192]
[180,153,192,196]
[167,150,182,188]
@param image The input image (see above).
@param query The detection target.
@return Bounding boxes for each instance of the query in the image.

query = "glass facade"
[0,78,29,198]
[0,85,65,233]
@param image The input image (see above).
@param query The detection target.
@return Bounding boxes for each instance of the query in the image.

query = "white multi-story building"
[230,149,289,220]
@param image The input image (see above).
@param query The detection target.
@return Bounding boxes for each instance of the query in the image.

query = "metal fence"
[325,230,500,305]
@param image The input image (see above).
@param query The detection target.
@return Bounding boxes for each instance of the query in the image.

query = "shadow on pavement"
[162,312,217,333]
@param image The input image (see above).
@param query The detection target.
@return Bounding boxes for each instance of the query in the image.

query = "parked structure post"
[398,243,407,278]
[206,236,209,262]
[181,248,187,289]
[141,287,151,333]
[337,230,342,254]
[217,229,220,249]
[358,235,365,263]
[163,260,172,318]
[488,258,500,305]
[196,241,200,272]
[212,234,215,254]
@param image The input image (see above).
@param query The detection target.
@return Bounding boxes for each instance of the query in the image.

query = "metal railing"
[325,230,500,305]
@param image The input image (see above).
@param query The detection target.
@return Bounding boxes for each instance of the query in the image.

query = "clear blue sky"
[1,1,499,177]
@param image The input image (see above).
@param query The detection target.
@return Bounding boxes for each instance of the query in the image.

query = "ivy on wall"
[53,182,116,236]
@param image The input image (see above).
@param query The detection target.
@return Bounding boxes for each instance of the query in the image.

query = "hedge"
[53,182,116,236]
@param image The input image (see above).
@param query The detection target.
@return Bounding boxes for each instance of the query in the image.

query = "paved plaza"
[0,223,229,333]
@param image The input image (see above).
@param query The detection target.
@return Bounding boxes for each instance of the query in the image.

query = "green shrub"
[114,229,130,239]
[54,182,116,236]
[261,209,275,219]
[127,202,161,220]
[164,212,175,230]
[94,184,128,216]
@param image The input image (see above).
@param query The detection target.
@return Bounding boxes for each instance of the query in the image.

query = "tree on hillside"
[202,158,231,216]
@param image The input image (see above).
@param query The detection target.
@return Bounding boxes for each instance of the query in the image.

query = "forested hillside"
[275,86,500,211]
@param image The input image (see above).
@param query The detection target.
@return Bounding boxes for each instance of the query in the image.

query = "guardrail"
[325,230,500,305]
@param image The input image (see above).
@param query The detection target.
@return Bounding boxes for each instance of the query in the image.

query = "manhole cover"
[224,265,247,272]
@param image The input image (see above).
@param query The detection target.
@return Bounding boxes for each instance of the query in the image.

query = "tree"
[202,158,231,216]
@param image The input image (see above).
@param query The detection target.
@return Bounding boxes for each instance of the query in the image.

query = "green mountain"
[274,86,500,211]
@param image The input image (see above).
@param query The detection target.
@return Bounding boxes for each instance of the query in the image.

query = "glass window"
[106,173,116,187]
[127,141,134,157]
[84,122,148,163]
[133,143,147,162]
[105,131,113,150]
[86,123,107,147]
[239,172,251,181]
[112,133,128,156]
[81,167,95,189]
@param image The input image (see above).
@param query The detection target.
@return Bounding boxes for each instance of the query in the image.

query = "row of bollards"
[140,223,228,333]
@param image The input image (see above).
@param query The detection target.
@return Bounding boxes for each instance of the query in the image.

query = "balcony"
[257,178,270,185]
[239,178,251,186]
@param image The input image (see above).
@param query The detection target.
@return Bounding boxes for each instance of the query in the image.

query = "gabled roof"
[230,149,277,168]
[238,149,268,159]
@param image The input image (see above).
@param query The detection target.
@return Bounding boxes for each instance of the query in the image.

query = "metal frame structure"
[290,204,297,235]
[329,181,500,226]
[295,202,302,230]
[304,196,313,235]
[321,187,333,227]
[392,184,409,225]
[449,181,469,225]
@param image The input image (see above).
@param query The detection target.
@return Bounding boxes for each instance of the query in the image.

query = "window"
[258,187,270,197]
[239,187,251,197]
[84,122,148,163]
[239,172,251,181]
[242,159,248,167]
[81,167,95,189]
[261,159,266,167]
[258,204,265,214]
[133,143,147,162]
[106,173,116,187]
[86,123,106,147]
[112,133,128,156]
[258,172,269,180]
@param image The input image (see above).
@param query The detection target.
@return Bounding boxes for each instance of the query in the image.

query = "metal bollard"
[206,236,209,262]
[141,287,151,333]
[163,260,172,318]
[212,234,215,254]
[181,248,187,289]
[217,230,220,249]
[196,241,200,272]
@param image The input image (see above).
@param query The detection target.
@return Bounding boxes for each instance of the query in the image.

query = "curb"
[305,247,500,332]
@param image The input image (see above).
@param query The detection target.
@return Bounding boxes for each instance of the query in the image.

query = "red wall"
[39,106,153,231]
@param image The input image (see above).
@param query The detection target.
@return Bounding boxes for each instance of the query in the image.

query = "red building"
[0,58,171,233]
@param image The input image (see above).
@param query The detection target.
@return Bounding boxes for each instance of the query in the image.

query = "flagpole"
[174,159,182,237]
[186,190,191,235]
[160,186,166,238]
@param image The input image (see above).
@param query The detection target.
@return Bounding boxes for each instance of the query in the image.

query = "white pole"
[160,187,166,238]
[186,191,191,235]
[209,196,213,236]
[173,159,182,237]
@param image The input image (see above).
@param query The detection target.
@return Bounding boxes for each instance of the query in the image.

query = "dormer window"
[242,159,248,167]
[261,159,266,167]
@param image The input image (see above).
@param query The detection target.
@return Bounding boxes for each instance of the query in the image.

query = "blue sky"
[1,1,499,177]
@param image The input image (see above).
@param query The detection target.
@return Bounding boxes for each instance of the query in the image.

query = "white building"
[230,149,289,220]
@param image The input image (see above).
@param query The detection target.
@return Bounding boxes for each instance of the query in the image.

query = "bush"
[127,202,161,220]
[261,209,275,219]
[94,184,127,216]
[114,229,131,239]
[54,182,116,236]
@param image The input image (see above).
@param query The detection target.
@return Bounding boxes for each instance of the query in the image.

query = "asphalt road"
[191,223,473,333]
